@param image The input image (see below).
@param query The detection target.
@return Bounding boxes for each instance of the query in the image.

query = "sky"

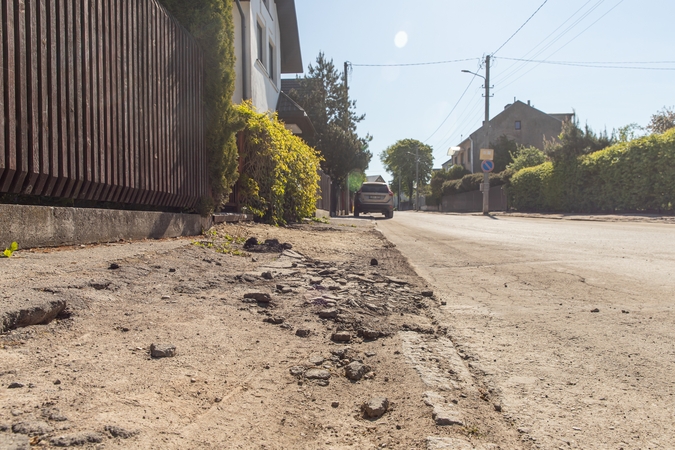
[285,0,675,184]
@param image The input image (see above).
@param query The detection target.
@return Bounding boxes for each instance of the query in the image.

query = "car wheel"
[354,210,360,218]
[389,210,394,219]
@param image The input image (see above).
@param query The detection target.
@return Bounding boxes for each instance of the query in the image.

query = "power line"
[492,0,549,56]
[498,0,627,90]
[497,57,675,70]
[423,69,481,143]
[351,58,479,67]
[493,0,607,85]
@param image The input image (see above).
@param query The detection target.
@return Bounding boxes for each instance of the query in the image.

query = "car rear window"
[361,184,389,193]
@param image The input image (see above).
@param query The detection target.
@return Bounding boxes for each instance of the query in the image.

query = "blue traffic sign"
[481,160,494,173]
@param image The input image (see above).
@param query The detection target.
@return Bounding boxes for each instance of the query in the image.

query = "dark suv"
[354,182,394,219]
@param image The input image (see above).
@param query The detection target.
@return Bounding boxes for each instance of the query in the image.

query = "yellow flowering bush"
[236,102,322,225]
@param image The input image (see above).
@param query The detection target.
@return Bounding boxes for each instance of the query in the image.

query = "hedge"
[442,172,508,197]
[235,103,322,225]
[509,128,675,213]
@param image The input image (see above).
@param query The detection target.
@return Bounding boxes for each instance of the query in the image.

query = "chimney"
[527,100,531,106]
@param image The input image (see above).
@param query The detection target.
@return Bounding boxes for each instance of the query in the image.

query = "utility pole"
[415,146,419,211]
[462,56,493,215]
[482,55,491,215]
[398,171,401,211]
[343,62,349,215]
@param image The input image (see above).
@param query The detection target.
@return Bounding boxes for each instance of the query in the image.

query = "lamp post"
[462,55,491,215]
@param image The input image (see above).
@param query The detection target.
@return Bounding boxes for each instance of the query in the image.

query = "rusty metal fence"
[1,0,206,209]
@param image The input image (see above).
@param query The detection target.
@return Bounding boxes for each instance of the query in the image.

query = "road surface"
[377,211,675,449]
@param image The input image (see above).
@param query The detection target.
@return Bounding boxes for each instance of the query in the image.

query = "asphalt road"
[376,211,675,449]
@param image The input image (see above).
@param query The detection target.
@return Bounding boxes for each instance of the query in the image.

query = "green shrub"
[236,102,323,225]
[508,146,548,172]
[441,173,505,196]
[509,128,675,213]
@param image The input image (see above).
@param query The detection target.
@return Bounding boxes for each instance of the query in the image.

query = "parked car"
[354,182,394,219]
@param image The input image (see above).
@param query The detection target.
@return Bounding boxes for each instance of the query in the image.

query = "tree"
[646,106,675,134]
[616,123,644,142]
[507,146,547,172]
[544,119,614,162]
[348,171,366,194]
[490,135,517,172]
[287,53,372,212]
[380,139,433,200]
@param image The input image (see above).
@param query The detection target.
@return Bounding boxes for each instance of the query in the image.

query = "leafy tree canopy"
[507,146,548,172]
[646,106,675,135]
[544,118,614,162]
[490,135,517,173]
[288,52,372,186]
[380,139,433,199]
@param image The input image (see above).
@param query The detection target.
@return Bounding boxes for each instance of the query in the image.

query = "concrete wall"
[0,205,211,249]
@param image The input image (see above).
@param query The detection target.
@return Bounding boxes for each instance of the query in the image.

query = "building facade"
[444,100,574,173]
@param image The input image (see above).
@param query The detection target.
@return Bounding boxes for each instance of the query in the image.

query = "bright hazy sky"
[287,0,674,183]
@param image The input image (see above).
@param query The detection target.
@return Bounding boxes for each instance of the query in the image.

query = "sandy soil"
[0,220,524,449]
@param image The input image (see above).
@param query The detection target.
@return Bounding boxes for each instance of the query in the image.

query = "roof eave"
[277,0,303,74]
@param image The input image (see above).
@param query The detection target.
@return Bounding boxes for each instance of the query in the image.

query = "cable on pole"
[491,0,549,56]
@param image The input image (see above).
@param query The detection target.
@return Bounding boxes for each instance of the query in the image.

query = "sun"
[394,31,408,48]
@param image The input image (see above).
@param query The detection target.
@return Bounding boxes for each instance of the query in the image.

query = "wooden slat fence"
[0,0,206,209]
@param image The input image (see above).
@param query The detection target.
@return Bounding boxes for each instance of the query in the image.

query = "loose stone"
[263,316,285,325]
[345,361,370,381]
[50,432,104,447]
[244,292,272,303]
[295,329,311,338]
[150,344,176,358]
[331,331,351,343]
[318,308,339,320]
[432,406,464,426]
[362,397,389,419]
[105,425,138,439]
[305,369,331,380]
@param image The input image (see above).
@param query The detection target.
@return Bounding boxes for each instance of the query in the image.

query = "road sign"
[481,159,494,173]
[479,148,494,160]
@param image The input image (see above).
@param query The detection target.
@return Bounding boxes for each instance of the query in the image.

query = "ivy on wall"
[159,0,244,212]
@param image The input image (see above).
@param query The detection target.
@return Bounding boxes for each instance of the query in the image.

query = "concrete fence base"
[0,204,213,249]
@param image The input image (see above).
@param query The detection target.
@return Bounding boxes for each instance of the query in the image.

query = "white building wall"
[232,0,282,112]
[232,2,245,103]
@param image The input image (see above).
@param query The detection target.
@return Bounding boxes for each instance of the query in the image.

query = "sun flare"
[394,31,408,48]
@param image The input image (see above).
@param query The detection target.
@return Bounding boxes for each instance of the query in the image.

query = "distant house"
[232,0,313,137]
[443,100,574,173]
[366,175,386,183]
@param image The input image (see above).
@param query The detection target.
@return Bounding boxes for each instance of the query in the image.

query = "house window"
[256,22,264,65]
[515,120,521,130]
[268,42,275,81]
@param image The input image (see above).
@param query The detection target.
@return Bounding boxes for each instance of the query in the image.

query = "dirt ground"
[0,220,524,449]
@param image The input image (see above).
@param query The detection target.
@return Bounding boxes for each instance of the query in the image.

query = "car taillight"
[388,190,393,196]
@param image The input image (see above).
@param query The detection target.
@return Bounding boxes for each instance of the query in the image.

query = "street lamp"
[462,55,491,215]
